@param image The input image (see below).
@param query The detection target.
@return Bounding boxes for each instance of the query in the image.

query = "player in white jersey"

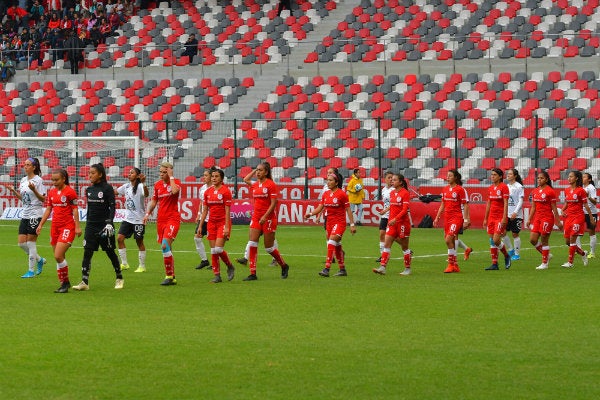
[376,171,394,262]
[194,168,212,269]
[579,173,598,258]
[8,157,47,278]
[502,168,525,261]
[115,167,149,272]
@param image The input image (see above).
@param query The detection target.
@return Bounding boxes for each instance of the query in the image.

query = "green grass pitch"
[1,220,600,399]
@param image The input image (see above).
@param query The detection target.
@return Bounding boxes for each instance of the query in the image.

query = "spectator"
[277,0,292,16]
[4,4,29,29]
[182,33,198,60]
[0,55,16,82]
[63,30,83,74]
[30,0,45,24]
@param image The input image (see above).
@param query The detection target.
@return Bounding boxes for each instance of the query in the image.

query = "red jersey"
[204,185,232,222]
[564,187,587,222]
[152,179,181,221]
[488,182,509,220]
[531,185,557,221]
[321,188,350,225]
[389,187,410,223]
[251,179,278,217]
[441,185,468,219]
[46,185,78,227]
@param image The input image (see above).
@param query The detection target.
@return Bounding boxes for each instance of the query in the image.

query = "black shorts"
[507,218,523,234]
[194,220,208,236]
[118,221,145,240]
[379,217,389,231]
[585,214,598,230]
[84,223,116,251]
[19,218,41,235]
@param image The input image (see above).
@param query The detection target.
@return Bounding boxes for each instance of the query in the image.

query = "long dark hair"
[131,167,142,195]
[583,172,595,187]
[53,168,69,185]
[91,163,107,183]
[538,170,552,188]
[259,161,272,180]
[571,170,583,187]
[508,168,523,185]
[491,168,504,179]
[27,157,41,175]
[395,173,408,189]
[448,169,462,186]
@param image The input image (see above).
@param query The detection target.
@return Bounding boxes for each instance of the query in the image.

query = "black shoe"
[355,221,362,226]
[160,277,177,285]
[195,260,210,270]
[375,257,382,262]
[226,265,235,281]
[318,268,330,277]
[485,264,499,271]
[243,274,257,281]
[54,281,70,293]
[281,264,289,279]
[333,269,348,277]
[210,274,222,283]
[236,257,248,265]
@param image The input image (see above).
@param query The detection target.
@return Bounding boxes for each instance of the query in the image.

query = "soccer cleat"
[226,264,235,281]
[269,258,278,267]
[444,264,454,273]
[210,274,222,283]
[236,257,248,265]
[372,266,386,275]
[375,257,382,263]
[195,260,210,270]
[399,268,412,276]
[333,269,347,277]
[536,263,548,270]
[318,268,330,277]
[511,254,521,261]
[504,255,512,269]
[485,264,499,271]
[160,276,177,286]
[114,279,124,289]
[588,253,596,259]
[54,281,70,293]
[281,264,289,279]
[72,281,89,291]
[243,274,258,281]
[120,263,130,271]
[508,249,515,258]
[582,251,589,266]
[21,271,35,278]
[561,262,574,268]
[453,264,460,272]
[464,247,473,260]
[134,266,146,273]
[36,257,46,275]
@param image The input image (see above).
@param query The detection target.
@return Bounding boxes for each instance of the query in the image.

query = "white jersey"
[380,185,393,219]
[117,182,146,224]
[507,181,524,219]
[199,183,210,221]
[18,175,46,219]
[584,183,598,214]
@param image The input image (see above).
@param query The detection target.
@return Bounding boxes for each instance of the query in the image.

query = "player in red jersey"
[561,170,595,268]
[373,173,412,276]
[198,168,235,283]
[482,168,511,270]
[143,162,181,286]
[525,170,563,270]
[36,169,82,293]
[240,162,289,281]
[305,172,356,277]
[434,169,470,273]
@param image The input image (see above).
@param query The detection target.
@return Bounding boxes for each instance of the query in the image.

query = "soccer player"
[434,169,470,273]
[346,168,365,225]
[197,168,235,283]
[502,168,525,261]
[240,162,290,281]
[525,170,563,270]
[72,163,124,291]
[7,157,47,278]
[375,171,394,262]
[305,172,356,277]
[194,168,212,270]
[115,167,149,273]
[580,172,598,258]
[373,173,412,276]
[482,168,511,270]
[36,169,81,293]
[143,162,181,286]
[561,171,594,268]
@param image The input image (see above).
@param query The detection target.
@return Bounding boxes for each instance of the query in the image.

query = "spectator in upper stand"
[99,17,113,43]
[1,56,16,82]
[30,0,45,24]
[62,0,77,18]
[60,14,73,30]
[277,0,292,16]
[48,0,62,12]
[63,29,83,74]
[182,33,198,60]
[108,8,121,32]
[4,3,29,29]
[105,0,116,15]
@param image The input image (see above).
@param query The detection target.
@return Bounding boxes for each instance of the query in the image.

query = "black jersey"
[86,181,116,224]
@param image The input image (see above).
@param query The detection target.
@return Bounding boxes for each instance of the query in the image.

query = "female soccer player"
[581,172,598,258]
[115,167,149,273]
[143,162,181,286]
[240,162,289,281]
[194,168,212,270]
[375,171,394,262]
[502,168,524,261]
[482,168,511,270]
[72,163,124,291]
[36,169,81,293]
[434,169,470,273]
[8,157,47,278]
[198,168,235,283]
[305,172,356,277]
[561,171,595,268]
[526,170,563,270]
[373,173,412,276]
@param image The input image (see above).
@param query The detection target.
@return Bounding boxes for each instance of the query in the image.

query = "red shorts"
[325,220,346,238]
[444,218,463,237]
[531,218,554,235]
[249,214,277,233]
[386,220,411,238]
[50,224,76,246]
[487,219,506,236]
[207,219,231,240]
[156,219,180,243]
[563,217,585,238]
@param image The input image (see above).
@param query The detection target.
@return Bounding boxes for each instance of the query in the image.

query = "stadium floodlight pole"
[454,115,459,172]
[377,117,382,200]
[234,119,238,198]
[534,115,539,175]
[304,117,309,199]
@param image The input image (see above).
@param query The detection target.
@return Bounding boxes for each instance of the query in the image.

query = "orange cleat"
[453,264,460,272]
[464,247,472,260]
[444,264,455,273]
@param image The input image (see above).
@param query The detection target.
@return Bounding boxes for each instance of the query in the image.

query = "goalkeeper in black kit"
[72,163,124,291]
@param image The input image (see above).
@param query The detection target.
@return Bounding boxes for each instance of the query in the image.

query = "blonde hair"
[160,161,173,169]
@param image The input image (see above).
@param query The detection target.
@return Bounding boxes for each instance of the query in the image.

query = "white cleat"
[561,262,574,268]
[72,281,89,291]
[536,263,548,270]
[399,268,412,276]
[372,266,386,275]
[582,251,588,266]
[115,279,124,289]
